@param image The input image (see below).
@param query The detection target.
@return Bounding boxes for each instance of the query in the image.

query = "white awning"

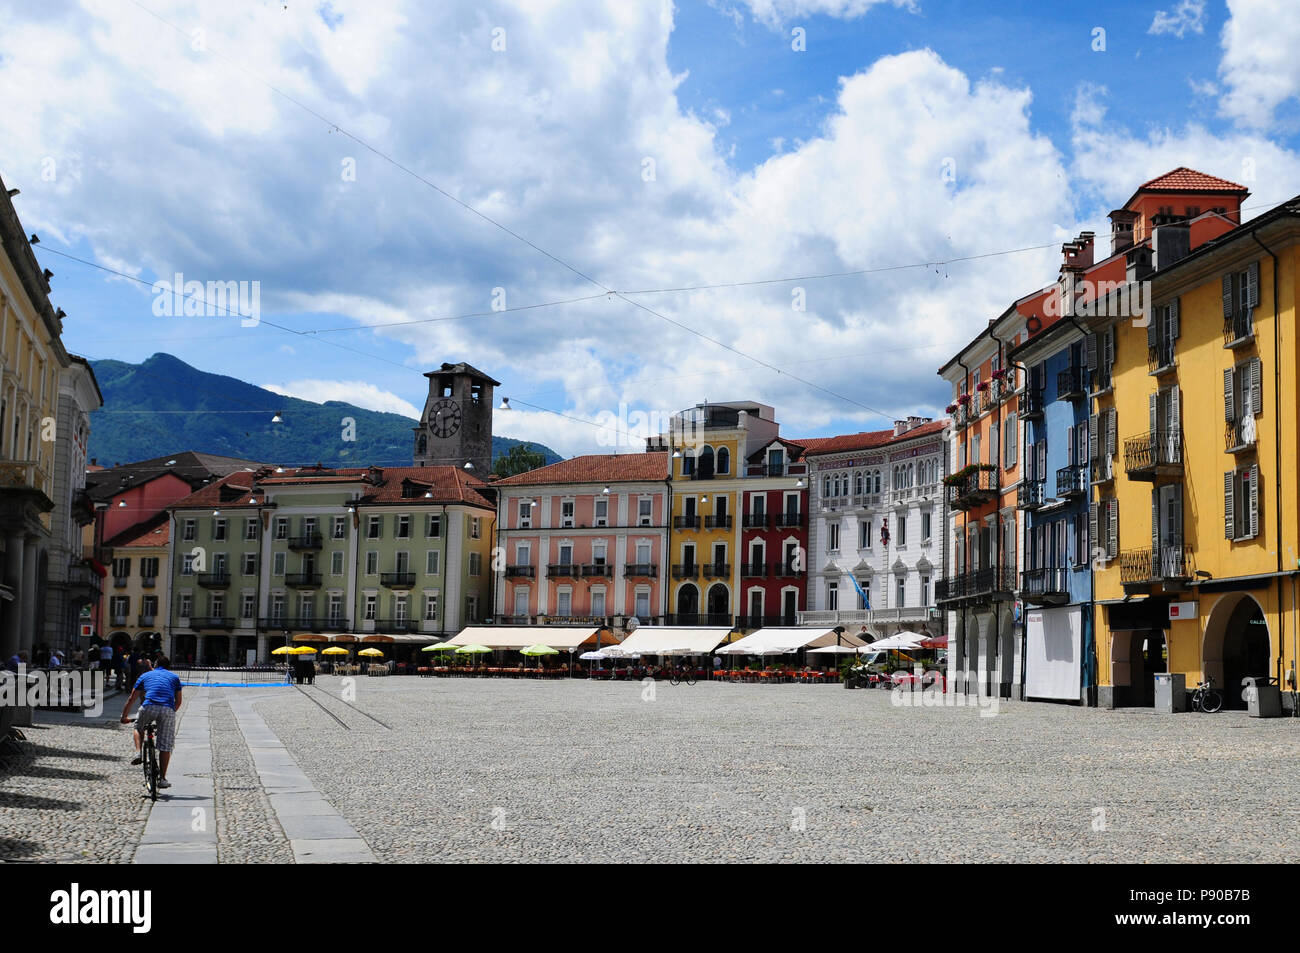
[616,626,733,656]
[718,627,869,655]
[446,626,601,650]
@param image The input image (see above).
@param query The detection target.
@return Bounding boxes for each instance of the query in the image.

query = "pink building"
[493,453,671,629]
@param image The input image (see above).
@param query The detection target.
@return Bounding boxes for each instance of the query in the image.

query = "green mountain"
[87,353,562,470]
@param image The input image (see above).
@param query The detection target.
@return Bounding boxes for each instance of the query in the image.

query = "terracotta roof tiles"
[493,453,669,487]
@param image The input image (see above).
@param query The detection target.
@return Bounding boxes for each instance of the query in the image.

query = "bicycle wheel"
[684,670,697,686]
[1201,690,1223,714]
[143,738,158,801]
[668,671,680,686]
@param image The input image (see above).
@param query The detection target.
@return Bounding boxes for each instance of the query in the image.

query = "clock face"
[430,398,461,438]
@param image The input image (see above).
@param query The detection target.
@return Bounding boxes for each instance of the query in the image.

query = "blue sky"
[3,0,1298,459]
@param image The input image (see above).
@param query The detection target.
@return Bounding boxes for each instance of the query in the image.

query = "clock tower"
[413,362,500,473]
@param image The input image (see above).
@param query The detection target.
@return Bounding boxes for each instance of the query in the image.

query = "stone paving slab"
[133,691,216,863]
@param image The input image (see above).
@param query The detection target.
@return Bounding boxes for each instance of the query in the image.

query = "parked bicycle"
[668,663,697,686]
[1189,676,1223,714]
[139,719,160,801]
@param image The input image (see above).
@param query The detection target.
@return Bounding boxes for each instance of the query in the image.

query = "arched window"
[855,472,864,495]
[699,446,715,478]
[716,446,730,475]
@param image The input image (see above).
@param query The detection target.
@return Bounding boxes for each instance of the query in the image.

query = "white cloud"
[1219,0,1300,128]
[738,0,916,29]
[1149,0,1206,38]
[264,380,422,419]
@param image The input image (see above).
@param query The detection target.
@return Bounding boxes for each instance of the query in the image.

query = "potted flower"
[956,393,971,405]
[976,380,990,392]
[945,403,957,414]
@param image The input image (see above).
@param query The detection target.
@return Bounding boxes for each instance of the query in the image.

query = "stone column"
[194,634,206,666]
[227,634,238,666]
[0,532,22,660]
[19,538,38,656]
[256,633,268,665]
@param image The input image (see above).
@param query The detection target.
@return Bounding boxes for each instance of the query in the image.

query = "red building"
[736,438,810,628]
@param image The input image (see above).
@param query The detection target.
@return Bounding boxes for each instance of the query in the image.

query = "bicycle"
[668,663,697,686]
[1189,676,1223,714]
[139,720,160,801]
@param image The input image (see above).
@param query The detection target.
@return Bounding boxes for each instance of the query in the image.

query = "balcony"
[771,561,805,578]
[671,563,700,580]
[1018,480,1046,511]
[582,563,613,578]
[546,564,581,578]
[138,614,157,628]
[113,576,128,588]
[741,513,770,529]
[740,562,769,577]
[374,618,419,634]
[1148,340,1176,375]
[664,613,735,627]
[197,572,231,589]
[701,562,731,578]
[0,460,52,510]
[1224,314,1254,349]
[1057,366,1087,401]
[1091,456,1115,485]
[978,388,999,415]
[1225,418,1256,454]
[190,616,234,630]
[704,515,733,530]
[1019,387,1045,421]
[259,617,292,631]
[735,614,798,629]
[624,563,658,578]
[142,576,156,588]
[1020,567,1069,605]
[774,512,805,527]
[67,563,102,600]
[287,533,324,551]
[504,565,535,578]
[380,572,417,589]
[284,572,323,589]
[1056,465,1087,500]
[1124,429,1183,481]
[1090,366,1113,396]
[799,607,936,626]
[673,515,701,530]
[945,467,999,511]
[1120,546,1193,591]
[935,566,1015,606]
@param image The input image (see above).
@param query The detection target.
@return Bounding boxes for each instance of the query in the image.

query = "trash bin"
[1153,672,1186,713]
[1243,677,1282,718]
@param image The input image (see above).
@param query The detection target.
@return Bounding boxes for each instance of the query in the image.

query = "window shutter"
[1107,499,1119,559]
[1065,425,1074,466]
[1147,310,1159,349]
[1172,484,1183,546]
[1224,471,1235,540]
[1085,332,1098,371]
[1151,491,1160,555]
[1078,423,1088,470]
[1248,464,1260,539]
[1106,326,1116,369]
[1007,413,1017,467]
[1170,298,1180,340]
[1247,261,1260,309]
[1249,357,1263,415]
[1149,392,1158,434]
[1106,408,1118,458]
[1222,273,1234,319]
[1089,502,1099,561]
[1088,413,1099,461]
[1224,368,1235,422]
[1036,441,1047,483]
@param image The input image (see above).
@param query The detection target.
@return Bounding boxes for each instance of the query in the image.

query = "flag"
[848,575,870,610]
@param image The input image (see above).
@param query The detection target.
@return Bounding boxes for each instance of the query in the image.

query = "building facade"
[493,452,671,631]
[736,438,809,628]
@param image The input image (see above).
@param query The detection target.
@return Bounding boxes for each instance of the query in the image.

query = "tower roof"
[423,362,501,386]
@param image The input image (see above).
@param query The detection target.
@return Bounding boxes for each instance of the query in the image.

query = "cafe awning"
[717,626,868,655]
[446,626,602,650]
[615,626,734,656]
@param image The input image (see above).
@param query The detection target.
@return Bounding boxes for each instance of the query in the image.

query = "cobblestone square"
[3,677,1299,864]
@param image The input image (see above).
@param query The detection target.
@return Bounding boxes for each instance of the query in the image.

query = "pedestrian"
[99,642,113,672]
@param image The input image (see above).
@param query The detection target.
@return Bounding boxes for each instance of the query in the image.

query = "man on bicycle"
[119,655,183,790]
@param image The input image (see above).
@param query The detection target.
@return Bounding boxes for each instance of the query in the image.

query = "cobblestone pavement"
[254,678,1300,864]
[7,679,1300,863]
[0,703,147,863]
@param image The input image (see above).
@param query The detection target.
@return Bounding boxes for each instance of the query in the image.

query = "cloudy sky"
[4,0,1300,460]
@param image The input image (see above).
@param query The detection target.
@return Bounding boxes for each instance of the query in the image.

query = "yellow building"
[1092,196,1300,711]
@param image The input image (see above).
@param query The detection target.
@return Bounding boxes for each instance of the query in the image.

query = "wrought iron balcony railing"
[1123,429,1183,480]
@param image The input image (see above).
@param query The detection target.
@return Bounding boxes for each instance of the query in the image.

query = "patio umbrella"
[807,644,866,654]
[358,648,385,657]
[321,647,349,656]
[271,646,295,656]
[454,644,492,655]
[579,650,609,660]
[422,643,458,653]
[292,646,318,655]
[520,644,559,656]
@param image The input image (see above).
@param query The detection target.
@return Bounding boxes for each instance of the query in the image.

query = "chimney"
[1152,221,1191,270]
[893,420,907,437]
[1060,231,1095,272]
[1125,244,1153,284]
[1108,209,1137,255]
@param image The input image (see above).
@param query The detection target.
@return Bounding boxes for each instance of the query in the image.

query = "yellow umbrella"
[358,648,385,657]
[321,647,349,656]
[271,645,295,656]
[292,646,318,655]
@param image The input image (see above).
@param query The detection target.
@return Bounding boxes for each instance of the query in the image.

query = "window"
[179,593,192,618]
[427,513,442,537]
[828,522,840,552]
[466,594,479,621]
[826,582,839,611]
[594,498,608,526]
[896,516,907,548]
[366,551,378,575]
[427,550,441,575]
[593,541,607,565]
[469,552,482,577]
[111,595,129,617]
[896,576,906,608]
[328,594,344,624]
[272,552,286,575]
[470,517,482,539]
[514,587,529,616]
[393,596,408,622]
[860,521,872,549]
[1225,358,1263,448]
[716,447,730,475]
[638,499,652,526]
[425,594,439,621]
[270,595,285,622]
[561,502,575,528]
[141,557,159,580]
[241,594,256,620]
[211,595,225,619]
[921,511,931,542]
[364,594,377,621]
[245,518,258,541]
[331,551,345,575]
[332,516,346,539]
[112,557,131,579]
[1225,465,1260,541]
[636,541,651,564]
[181,553,195,576]
[559,544,573,565]
[518,501,533,528]
[183,519,196,542]
[242,553,257,575]
[591,588,606,617]
[635,589,650,618]
[141,595,158,616]
[302,517,317,540]
[367,515,382,539]
[920,575,931,606]
[1149,298,1180,369]
[396,515,411,538]
[275,517,288,540]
